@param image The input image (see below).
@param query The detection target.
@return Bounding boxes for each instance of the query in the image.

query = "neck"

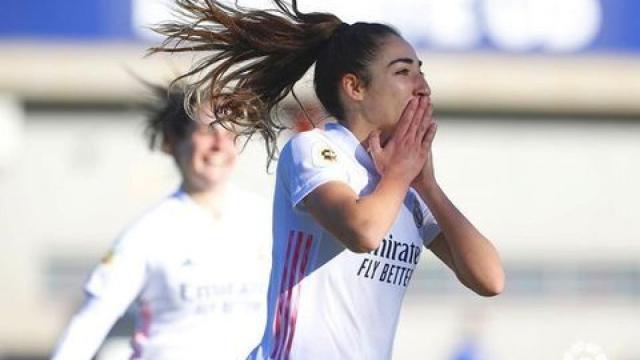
[340,115,391,149]
[183,181,228,218]
[340,116,377,142]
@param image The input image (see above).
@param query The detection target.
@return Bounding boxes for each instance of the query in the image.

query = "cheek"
[174,143,195,168]
[225,148,238,166]
[383,93,410,124]
[223,139,239,158]
[371,78,412,113]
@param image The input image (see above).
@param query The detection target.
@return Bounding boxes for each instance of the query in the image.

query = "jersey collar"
[324,122,377,174]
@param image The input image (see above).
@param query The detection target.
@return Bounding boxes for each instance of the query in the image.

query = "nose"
[209,124,233,146]
[414,76,431,97]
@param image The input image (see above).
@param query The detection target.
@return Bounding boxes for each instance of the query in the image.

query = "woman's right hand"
[367,96,432,186]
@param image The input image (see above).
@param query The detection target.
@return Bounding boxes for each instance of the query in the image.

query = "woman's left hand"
[411,98,438,189]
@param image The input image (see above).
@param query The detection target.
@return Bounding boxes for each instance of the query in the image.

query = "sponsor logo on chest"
[355,233,422,287]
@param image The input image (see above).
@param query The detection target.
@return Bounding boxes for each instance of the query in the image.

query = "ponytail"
[150,0,343,164]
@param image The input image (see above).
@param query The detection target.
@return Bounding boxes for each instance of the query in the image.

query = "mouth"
[204,154,228,166]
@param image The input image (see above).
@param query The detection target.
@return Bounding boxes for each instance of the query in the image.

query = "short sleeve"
[409,189,441,247]
[284,132,349,209]
[84,228,148,311]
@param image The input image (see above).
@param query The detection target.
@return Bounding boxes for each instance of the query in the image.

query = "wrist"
[413,176,441,198]
[379,172,413,192]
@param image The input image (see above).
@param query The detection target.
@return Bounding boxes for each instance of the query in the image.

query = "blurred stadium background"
[0,0,638,359]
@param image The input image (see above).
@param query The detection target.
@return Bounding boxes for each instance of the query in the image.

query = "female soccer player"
[153,1,505,359]
[51,84,271,359]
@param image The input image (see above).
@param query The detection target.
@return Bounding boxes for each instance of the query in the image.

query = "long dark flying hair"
[150,0,398,164]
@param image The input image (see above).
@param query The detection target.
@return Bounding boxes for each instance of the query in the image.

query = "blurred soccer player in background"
[52,84,271,359]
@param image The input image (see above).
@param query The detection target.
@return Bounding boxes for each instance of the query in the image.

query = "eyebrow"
[387,58,423,67]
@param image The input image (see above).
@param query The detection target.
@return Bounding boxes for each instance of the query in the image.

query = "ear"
[340,73,366,102]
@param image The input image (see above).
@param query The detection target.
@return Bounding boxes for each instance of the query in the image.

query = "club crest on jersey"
[311,142,338,167]
[412,198,424,229]
[101,250,115,265]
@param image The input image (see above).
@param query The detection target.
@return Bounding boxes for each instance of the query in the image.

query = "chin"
[202,171,229,184]
[210,166,235,180]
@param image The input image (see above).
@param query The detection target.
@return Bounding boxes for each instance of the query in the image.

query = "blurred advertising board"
[1,0,639,54]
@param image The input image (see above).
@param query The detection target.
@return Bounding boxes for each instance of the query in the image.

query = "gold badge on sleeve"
[311,141,338,168]
[100,249,116,266]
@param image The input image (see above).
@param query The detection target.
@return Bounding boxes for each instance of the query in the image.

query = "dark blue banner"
[0,0,638,53]
[0,0,133,40]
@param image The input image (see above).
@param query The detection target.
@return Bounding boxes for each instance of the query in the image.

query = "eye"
[395,68,410,75]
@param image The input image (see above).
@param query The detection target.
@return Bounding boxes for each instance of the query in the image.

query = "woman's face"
[173,110,237,192]
[360,35,430,134]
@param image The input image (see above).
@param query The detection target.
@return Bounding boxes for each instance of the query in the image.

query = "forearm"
[415,180,504,295]
[308,175,411,253]
[51,296,122,360]
[348,175,411,249]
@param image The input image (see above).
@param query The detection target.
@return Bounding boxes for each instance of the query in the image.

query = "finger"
[421,102,434,135]
[425,102,433,123]
[368,130,383,156]
[416,118,429,145]
[408,96,428,142]
[422,121,438,149]
[393,97,419,139]
[367,130,385,173]
[415,100,432,142]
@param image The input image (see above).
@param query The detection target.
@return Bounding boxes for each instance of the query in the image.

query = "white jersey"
[250,123,440,360]
[53,186,271,360]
